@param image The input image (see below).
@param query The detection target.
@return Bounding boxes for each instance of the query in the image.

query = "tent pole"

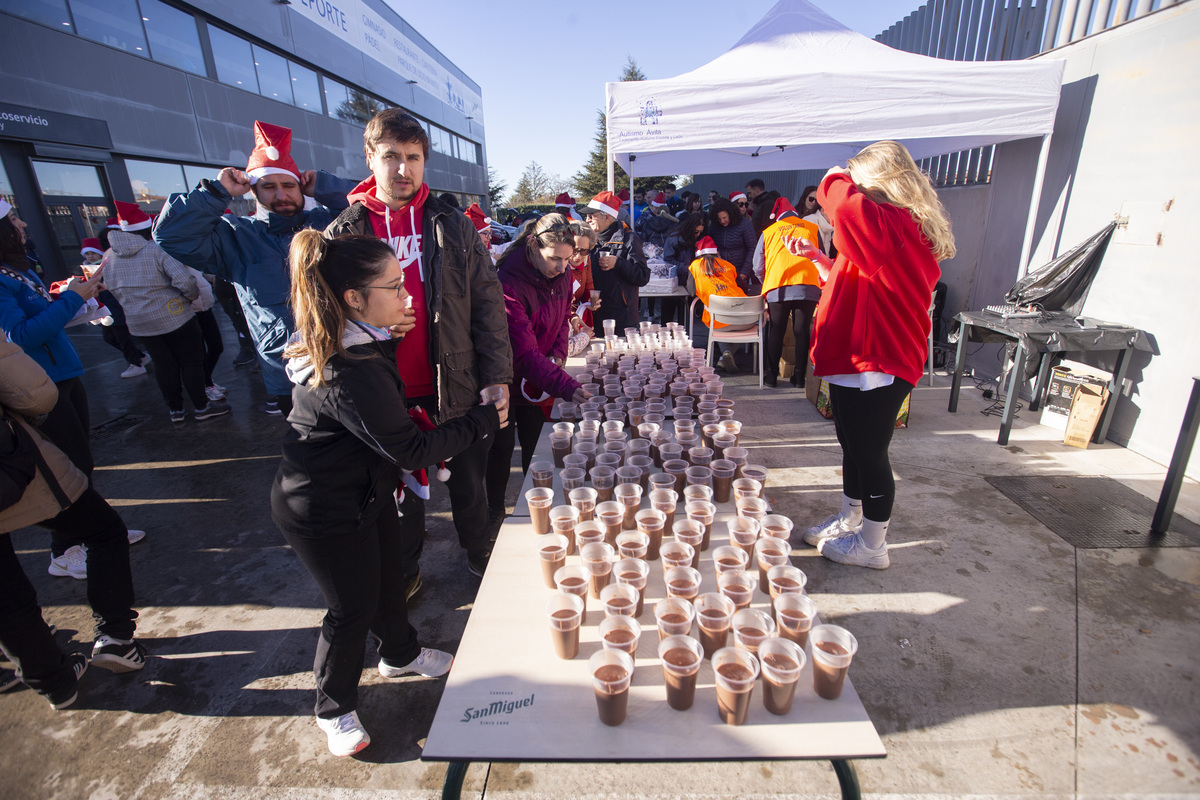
[1018,133,1053,279]
[607,155,615,193]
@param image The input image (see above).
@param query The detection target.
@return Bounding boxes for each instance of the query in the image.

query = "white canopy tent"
[605,0,1066,274]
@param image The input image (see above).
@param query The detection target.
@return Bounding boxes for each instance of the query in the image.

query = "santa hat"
[115,201,152,232]
[651,192,667,207]
[554,192,576,208]
[464,203,491,232]
[617,188,630,202]
[587,190,621,219]
[80,238,104,257]
[770,197,797,220]
[695,236,719,258]
[106,217,121,230]
[397,406,451,502]
[729,191,748,204]
[0,199,11,218]
[245,121,301,185]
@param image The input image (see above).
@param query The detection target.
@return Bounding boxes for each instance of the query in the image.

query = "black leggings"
[484,404,547,514]
[139,317,208,411]
[195,308,225,386]
[38,378,93,558]
[829,379,913,522]
[766,299,817,380]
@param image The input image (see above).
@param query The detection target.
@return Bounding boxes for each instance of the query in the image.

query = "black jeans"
[138,317,209,412]
[38,377,93,558]
[195,308,225,386]
[828,379,913,522]
[766,299,817,381]
[484,404,547,514]
[280,509,420,719]
[101,323,145,366]
[0,488,138,698]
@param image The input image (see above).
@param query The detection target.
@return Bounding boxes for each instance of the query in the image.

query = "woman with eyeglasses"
[271,231,504,757]
[567,221,597,318]
[484,214,592,523]
[799,184,835,258]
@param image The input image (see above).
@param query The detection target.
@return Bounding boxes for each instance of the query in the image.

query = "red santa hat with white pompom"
[245,121,301,184]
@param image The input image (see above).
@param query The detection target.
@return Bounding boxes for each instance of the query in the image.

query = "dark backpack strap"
[9,417,73,510]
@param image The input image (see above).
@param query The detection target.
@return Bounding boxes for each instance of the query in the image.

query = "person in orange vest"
[753,197,822,387]
[687,236,749,372]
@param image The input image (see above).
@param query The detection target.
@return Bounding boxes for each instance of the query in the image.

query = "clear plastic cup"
[713,646,759,726]
[580,541,615,600]
[741,464,769,488]
[590,465,616,502]
[590,648,633,726]
[596,451,623,471]
[683,484,714,504]
[549,504,581,544]
[710,458,736,504]
[635,508,666,561]
[596,500,624,546]
[560,467,587,506]
[658,442,684,465]
[574,519,607,552]
[659,539,695,573]
[546,592,585,659]
[688,446,714,467]
[717,569,756,610]
[810,624,859,700]
[759,638,806,715]
[550,430,573,468]
[671,519,704,568]
[737,496,769,523]
[537,532,569,589]
[615,465,641,486]
[712,545,749,577]
[557,401,577,423]
[664,565,701,602]
[627,455,655,492]
[601,582,640,618]
[700,423,721,450]
[599,614,641,659]
[614,557,649,616]
[728,516,761,560]
[654,596,696,640]
[574,441,599,471]
[693,592,736,659]
[530,460,555,490]
[760,514,794,542]
[685,466,712,493]
[754,536,792,595]
[554,564,590,617]
[768,564,807,600]
[711,432,736,460]
[658,634,703,711]
[527,487,555,536]
[685,499,716,551]
[732,478,763,503]
[732,607,776,654]
[724,446,749,476]
[615,530,650,561]
[774,592,818,649]
[663,459,689,495]
[569,487,598,522]
[614,483,643,530]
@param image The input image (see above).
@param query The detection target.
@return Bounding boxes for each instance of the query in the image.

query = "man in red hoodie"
[325,109,512,580]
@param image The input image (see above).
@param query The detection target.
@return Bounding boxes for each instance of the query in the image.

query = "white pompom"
[265,146,279,160]
[437,466,451,482]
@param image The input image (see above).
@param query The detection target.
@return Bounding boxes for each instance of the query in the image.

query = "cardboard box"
[1063,383,1110,448]
[778,322,797,379]
[1040,362,1111,432]
[805,360,820,406]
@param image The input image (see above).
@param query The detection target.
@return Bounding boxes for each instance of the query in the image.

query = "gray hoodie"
[104,231,200,337]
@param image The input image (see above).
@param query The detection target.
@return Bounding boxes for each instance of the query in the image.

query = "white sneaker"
[127,529,146,545]
[316,711,370,756]
[210,382,227,395]
[378,647,454,678]
[818,532,890,569]
[48,546,87,580]
[120,364,147,379]
[205,385,225,402]
[802,513,863,547]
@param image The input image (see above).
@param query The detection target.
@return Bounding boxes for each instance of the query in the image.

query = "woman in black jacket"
[270,231,503,757]
[709,198,758,293]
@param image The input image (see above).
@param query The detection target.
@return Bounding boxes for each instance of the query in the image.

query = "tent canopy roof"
[605,0,1065,176]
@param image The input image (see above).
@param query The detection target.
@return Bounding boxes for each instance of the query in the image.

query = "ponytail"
[285,230,394,386]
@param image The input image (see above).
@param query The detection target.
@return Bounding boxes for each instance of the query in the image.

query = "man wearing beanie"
[154,121,357,416]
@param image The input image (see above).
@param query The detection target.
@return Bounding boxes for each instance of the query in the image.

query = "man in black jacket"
[584,191,650,333]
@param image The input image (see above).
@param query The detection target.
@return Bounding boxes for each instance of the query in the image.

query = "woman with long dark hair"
[790,141,954,570]
[270,231,503,756]
[708,197,757,292]
[662,212,706,327]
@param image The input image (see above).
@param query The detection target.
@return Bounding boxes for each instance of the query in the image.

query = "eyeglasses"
[805,197,817,204]
[572,247,593,257]
[364,283,405,300]
[735,201,747,207]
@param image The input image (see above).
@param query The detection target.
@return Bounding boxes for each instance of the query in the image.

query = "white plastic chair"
[705,294,767,389]
[927,289,937,386]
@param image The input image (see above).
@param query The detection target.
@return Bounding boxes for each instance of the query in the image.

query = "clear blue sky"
[384,0,920,200]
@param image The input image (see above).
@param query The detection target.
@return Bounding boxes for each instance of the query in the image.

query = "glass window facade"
[183,164,216,189]
[71,0,148,56]
[31,161,106,197]
[125,159,188,213]
[209,26,258,92]
[0,160,17,212]
[288,62,322,113]
[0,0,73,31]
[141,0,204,76]
[252,44,292,104]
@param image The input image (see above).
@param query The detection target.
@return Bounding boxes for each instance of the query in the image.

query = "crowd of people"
[0,105,952,758]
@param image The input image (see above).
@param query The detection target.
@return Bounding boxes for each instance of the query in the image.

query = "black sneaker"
[233,347,257,367]
[486,508,507,544]
[48,653,88,710]
[467,551,490,578]
[169,409,186,424]
[264,400,282,416]
[194,402,231,421]
[91,636,146,673]
[0,667,20,693]
[404,572,422,603]
[764,373,778,388]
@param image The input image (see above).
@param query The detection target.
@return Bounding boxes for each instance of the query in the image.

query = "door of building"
[30,160,112,272]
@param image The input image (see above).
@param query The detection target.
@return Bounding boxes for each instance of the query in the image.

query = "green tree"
[487,166,508,211]
[336,90,384,126]
[621,56,646,82]
[509,161,565,206]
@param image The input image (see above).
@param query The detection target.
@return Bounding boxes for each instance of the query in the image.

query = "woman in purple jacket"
[484,214,592,519]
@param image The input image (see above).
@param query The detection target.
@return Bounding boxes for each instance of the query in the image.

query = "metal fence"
[875,0,1184,186]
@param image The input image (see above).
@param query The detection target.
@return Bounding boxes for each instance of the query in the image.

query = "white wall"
[936,2,1200,478]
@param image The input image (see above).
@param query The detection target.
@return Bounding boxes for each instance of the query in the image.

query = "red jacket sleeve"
[818,173,910,279]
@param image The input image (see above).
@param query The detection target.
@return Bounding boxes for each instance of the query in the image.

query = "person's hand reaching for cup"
[64,276,102,302]
[571,386,592,405]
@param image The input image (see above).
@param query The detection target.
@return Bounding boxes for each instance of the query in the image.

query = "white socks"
[840,494,863,525]
[860,517,890,550]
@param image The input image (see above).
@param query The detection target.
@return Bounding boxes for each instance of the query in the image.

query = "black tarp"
[1005,222,1116,316]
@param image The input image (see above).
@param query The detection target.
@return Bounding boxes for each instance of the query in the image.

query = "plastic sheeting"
[1006,222,1116,316]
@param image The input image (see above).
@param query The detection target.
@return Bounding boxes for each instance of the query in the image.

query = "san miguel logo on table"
[459,692,535,724]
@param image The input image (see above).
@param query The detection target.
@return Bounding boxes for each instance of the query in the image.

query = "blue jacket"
[153,172,355,394]
[0,264,85,383]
